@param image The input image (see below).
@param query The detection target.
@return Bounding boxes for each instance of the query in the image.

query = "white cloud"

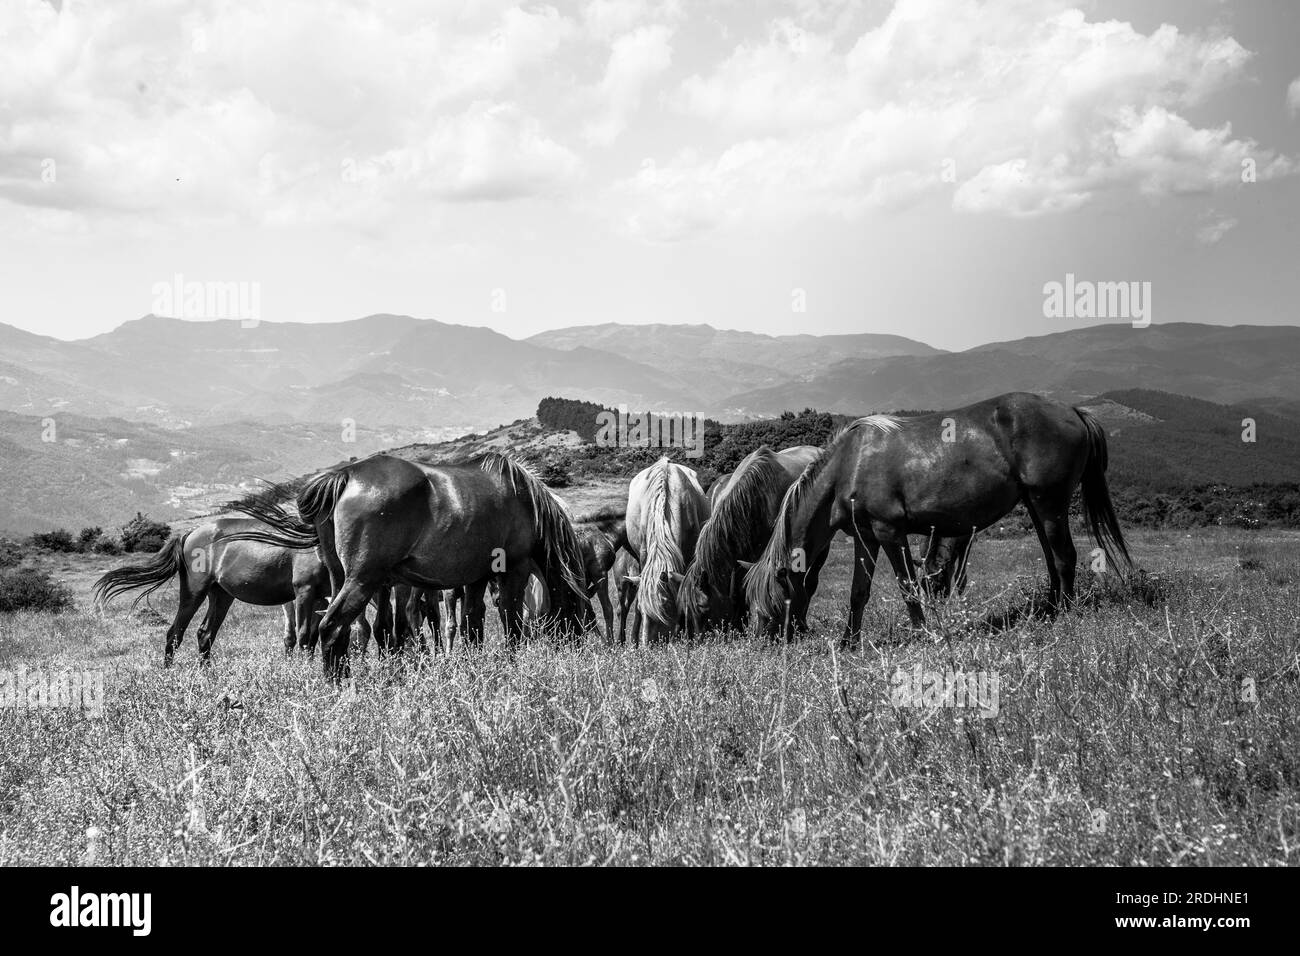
[1289,76,1300,116]
[583,25,675,146]
[1195,215,1237,245]
[0,0,583,227]
[620,0,1294,239]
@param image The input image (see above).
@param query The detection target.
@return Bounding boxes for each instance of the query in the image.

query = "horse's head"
[741,558,804,642]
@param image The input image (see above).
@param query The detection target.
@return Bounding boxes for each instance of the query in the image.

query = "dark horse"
[680,444,820,631]
[230,453,588,679]
[745,393,1130,643]
[92,516,331,666]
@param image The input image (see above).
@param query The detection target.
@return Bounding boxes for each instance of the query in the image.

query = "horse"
[573,508,626,641]
[92,516,331,666]
[611,549,641,645]
[229,452,588,679]
[680,444,820,631]
[744,393,1130,643]
[623,457,710,645]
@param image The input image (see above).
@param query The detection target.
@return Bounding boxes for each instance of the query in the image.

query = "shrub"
[121,513,171,553]
[91,535,122,555]
[28,528,77,553]
[0,537,24,568]
[0,566,73,613]
[77,526,103,550]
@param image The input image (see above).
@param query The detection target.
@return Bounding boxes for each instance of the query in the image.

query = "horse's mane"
[744,415,905,618]
[476,452,587,599]
[637,457,692,626]
[682,445,787,609]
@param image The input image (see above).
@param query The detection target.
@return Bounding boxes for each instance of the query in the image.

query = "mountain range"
[2,313,1298,533]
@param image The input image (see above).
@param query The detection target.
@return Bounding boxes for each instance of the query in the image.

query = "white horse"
[624,457,710,645]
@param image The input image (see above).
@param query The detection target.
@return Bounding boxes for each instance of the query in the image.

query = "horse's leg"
[463,580,488,649]
[1029,493,1077,613]
[318,580,376,682]
[356,606,372,656]
[374,586,394,655]
[874,523,925,628]
[595,577,614,643]
[421,590,439,654]
[164,577,207,667]
[195,588,235,665]
[1022,498,1061,614]
[797,545,831,631]
[282,603,296,654]
[496,566,532,652]
[843,534,880,647]
[292,588,317,654]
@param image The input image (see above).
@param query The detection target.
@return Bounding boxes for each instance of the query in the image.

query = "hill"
[723,323,1300,417]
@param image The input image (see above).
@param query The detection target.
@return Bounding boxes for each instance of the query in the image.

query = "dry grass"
[1,527,1297,865]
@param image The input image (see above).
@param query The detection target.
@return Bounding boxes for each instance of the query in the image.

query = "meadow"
[1,526,1297,865]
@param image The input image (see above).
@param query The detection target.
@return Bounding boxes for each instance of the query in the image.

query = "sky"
[0,0,1297,351]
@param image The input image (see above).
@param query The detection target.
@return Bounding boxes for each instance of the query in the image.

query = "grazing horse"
[573,509,626,641]
[229,452,587,679]
[611,549,641,645]
[681,444,821,631]
[624,457,710,645]
[745,393,1130,643]
[92,516,330,666]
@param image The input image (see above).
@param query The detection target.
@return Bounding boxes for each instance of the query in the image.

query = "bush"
[91,535,122,555]
[77,526,103,550]
[0,537,24,569]
[28,528,77,553]
[0,566,73,613]
[121,513,171,553]
[540,460,572,488]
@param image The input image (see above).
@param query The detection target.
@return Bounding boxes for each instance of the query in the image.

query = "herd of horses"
[93,392,1132,681]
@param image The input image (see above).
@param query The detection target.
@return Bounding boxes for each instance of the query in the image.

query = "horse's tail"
[223,474,334,550]
[92,532,185,609]
[480,453,587,601]
[1074,407,1131,569]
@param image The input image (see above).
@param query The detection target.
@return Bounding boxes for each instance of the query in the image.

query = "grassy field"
[1,525,1297,865]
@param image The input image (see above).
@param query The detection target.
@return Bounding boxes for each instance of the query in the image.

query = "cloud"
[618,0,1294,239]
[1289,76,1300,116]
[0,0,583,227]
[1195,215,1237,245]
[583,25,675,146]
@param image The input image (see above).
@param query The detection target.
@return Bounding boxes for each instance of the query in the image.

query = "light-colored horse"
[624,457,710,645]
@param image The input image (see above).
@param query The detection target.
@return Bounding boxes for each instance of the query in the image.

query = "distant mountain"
[527,323,942,404]
[0,410,454,535]
[723,323,1300,416]
[1080,389,1300,489]
[0,314,696,432]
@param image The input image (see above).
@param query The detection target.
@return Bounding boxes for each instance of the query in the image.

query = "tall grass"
[0,529,1296,865]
